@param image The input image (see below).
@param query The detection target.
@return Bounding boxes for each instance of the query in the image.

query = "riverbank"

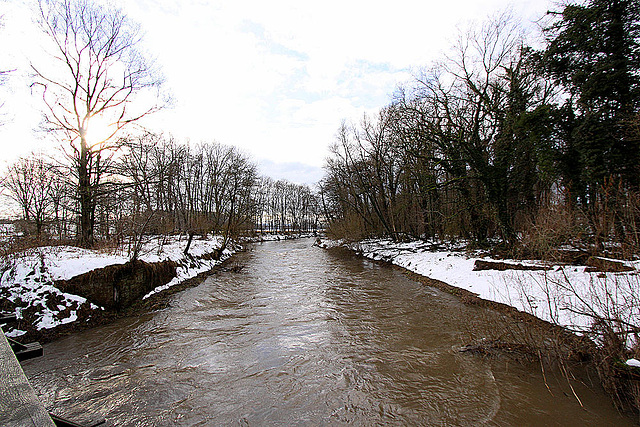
[318,237,640,414]
[0,233,319,343]
[318,238,640,360]
[0,234,241,343]
[21,237,635,426]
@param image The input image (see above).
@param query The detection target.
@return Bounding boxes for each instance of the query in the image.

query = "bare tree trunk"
[78,138,94,248]
[184,232,194,256]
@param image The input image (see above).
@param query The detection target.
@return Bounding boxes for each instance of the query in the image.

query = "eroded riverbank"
[22,238,632,425]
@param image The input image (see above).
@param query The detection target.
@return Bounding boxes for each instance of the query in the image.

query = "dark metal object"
[7,337,44,361]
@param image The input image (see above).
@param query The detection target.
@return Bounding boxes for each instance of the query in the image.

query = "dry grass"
[326,213,372,242]
[518,204,585,260]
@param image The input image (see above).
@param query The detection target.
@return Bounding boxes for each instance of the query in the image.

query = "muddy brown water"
[22,238,632,426]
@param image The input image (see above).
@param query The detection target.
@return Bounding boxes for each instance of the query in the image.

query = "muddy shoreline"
[12,255,237,345]
[347,249,597,357]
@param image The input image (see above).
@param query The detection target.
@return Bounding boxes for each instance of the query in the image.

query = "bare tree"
[32,0,167,247]
[3,155,57,238]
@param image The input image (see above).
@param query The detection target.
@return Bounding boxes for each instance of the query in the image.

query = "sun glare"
[85,116,115,148]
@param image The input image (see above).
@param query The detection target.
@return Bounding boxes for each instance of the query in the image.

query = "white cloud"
[257,159,323,186]
[0,0,553,182]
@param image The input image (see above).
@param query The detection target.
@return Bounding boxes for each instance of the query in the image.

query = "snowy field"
[320,238,640,357]
[0,235,237,337]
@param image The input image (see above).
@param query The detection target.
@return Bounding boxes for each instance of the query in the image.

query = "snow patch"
[627,359,640,368]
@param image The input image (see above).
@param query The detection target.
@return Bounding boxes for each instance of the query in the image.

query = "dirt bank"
[5,254,237,345]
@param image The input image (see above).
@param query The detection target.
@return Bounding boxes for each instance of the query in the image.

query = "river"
[22,238,631,425]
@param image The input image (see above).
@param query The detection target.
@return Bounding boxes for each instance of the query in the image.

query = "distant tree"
[220,150,257,247]
[253,176,274,232]
[32,0,166,247]
[3,155,57,238]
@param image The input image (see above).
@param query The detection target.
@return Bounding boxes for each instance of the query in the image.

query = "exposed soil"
[472,259,552,271]
[585,257,636,273]
[7,256,236,345]
[58,259,178,310]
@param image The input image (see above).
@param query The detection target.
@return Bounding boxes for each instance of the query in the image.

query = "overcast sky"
[0,0,552,184]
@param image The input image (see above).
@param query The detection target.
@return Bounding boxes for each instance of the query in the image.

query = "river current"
[22,238,631,425]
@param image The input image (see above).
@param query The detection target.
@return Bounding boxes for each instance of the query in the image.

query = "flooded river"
[22,238,631,425]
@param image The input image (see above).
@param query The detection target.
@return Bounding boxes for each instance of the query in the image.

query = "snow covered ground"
[321,238,640,351]
[0,235,237,337]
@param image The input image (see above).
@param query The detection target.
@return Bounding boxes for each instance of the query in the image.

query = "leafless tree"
[3,155,57,238]
[323,14,558,245]
[32,0,167,247]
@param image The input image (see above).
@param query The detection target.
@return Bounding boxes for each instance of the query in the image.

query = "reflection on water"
[22,239,631,426]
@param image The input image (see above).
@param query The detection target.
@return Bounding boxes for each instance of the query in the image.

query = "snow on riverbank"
[138,233,318,298]
[0,235,236,336]
[142,236,237,299]
[323,238,640,348]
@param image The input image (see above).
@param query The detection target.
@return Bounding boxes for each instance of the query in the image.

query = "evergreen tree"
[544,0,640,201]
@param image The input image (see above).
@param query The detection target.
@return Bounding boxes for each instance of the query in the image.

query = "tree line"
[321,0,640,257]
[3,135,321,247]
